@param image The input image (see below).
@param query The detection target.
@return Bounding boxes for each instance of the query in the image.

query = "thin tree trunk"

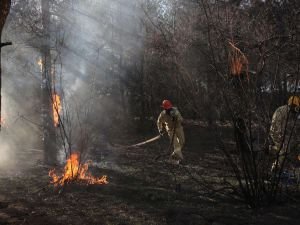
[0,0,12,130]
[41,0,57,164]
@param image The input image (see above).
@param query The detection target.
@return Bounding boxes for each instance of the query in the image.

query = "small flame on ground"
[52,94,62,127]
[49,152,108,186]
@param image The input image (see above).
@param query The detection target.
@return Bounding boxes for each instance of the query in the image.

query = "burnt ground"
[0,123,300,225]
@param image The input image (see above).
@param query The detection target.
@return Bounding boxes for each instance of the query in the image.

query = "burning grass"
[49,152,108,187]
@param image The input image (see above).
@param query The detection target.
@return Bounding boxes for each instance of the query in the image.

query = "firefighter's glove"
[270,144,281,152]
[159,130,164,136]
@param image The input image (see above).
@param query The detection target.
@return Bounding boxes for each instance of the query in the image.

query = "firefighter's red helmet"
[161,100,172,109]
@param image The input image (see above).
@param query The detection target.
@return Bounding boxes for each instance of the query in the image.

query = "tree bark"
[41,0,57,164]
[0,0,12,130]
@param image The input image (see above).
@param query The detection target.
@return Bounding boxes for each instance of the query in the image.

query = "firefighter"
[269,95,300,170]
[157,100,185,164]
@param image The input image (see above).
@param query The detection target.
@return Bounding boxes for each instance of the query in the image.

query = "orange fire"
[52,94,62,127]
[49,152,108,186]
[228,42,249,78]
[230,57,244,76]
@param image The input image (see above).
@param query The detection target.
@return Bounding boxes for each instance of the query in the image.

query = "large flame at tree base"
[49,153,108,187]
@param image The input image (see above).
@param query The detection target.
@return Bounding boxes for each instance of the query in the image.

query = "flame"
[49,152,108,186]
[228,42,249,78]
[52,94,62,127]
[37,58,43,72]
[230,57,244,76]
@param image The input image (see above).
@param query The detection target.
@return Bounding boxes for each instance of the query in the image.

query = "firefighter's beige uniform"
[157,107,185,160]
[270,103,300,169]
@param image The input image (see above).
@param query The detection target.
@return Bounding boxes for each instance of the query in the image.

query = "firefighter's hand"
[270,145,280,152]
[159,130,164,136]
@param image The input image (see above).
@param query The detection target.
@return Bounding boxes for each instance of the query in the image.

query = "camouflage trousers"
[270,144,300,171]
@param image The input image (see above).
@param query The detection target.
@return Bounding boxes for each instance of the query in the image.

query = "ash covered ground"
[0,124,299,225]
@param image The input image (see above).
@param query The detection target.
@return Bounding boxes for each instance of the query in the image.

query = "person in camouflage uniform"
[157,100,185,163]
[269,96,300,170]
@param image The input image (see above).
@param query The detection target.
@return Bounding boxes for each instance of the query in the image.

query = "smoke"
[58,1,144,143]
[0,31,44,169]
[0,0,145,170]
[0,138,16,171]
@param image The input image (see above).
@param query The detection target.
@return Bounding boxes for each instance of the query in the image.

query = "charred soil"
[0,123,299,225]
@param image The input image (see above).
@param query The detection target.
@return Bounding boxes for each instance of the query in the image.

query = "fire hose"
[125,134,163,148]
[123,117,178,150]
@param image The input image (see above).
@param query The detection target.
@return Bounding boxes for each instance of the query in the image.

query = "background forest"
[2,0,299,161]
[0,0,300,224]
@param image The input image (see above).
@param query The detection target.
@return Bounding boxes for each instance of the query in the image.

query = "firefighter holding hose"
[157,100,185,164]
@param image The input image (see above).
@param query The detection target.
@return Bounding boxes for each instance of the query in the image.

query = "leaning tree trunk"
[41,0,57,165]
[0,0,12,130]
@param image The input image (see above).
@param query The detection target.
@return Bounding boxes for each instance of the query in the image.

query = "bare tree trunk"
[41,0,57,164]
[0,0,12,130]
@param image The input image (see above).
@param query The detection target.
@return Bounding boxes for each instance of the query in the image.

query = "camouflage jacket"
[269,105,300,151]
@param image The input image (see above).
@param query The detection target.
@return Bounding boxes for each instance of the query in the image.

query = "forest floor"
[0,122,299,225]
